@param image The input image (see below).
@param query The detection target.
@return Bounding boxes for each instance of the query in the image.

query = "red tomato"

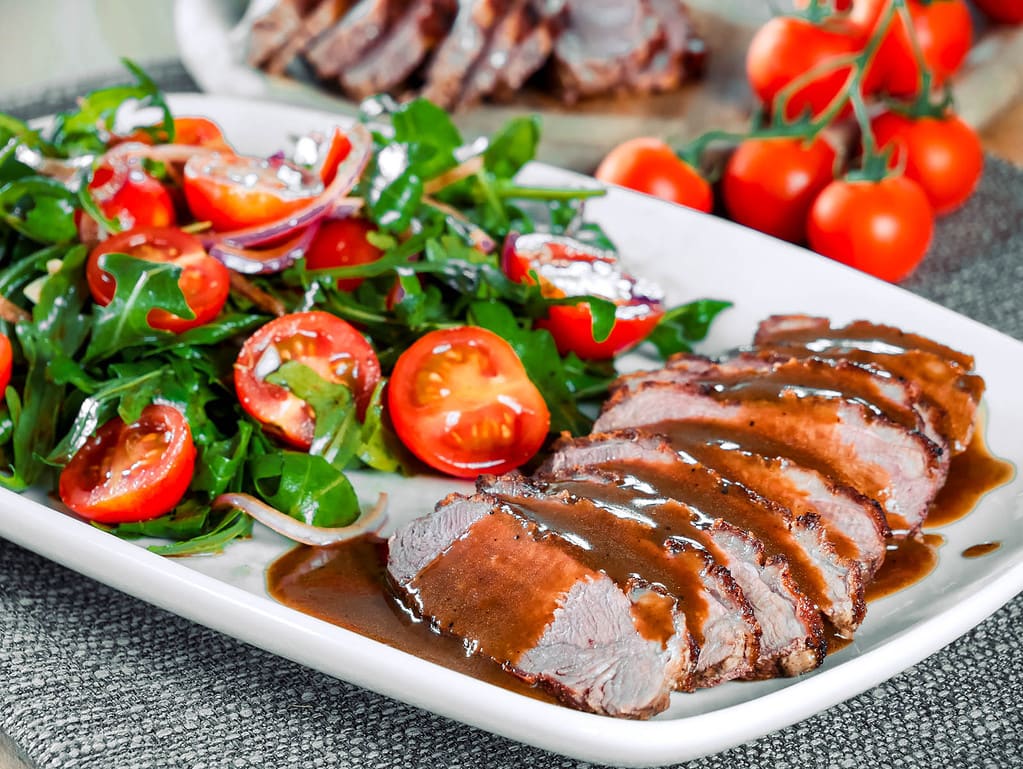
[387,327,550,478]
[504,233,665,360]
[871,110,983,215]
[234,311,381,449]
[807,175,934,282]
[87,162,177,231]
[58,404,196,524]
[87,227,231,333]
[595,138,713,212]
[317,128,352,185]
[746,16,865,120]
[171,117,234,152]
[852,0,972,96]
[722,135,837,243]
[0,333,11,393]
[182,153,323,232]
[973,0,1023,23]
[304,218,384,291]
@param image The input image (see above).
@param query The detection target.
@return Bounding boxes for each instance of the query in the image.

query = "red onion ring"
[209,219,322,275]
[213,491,388,546]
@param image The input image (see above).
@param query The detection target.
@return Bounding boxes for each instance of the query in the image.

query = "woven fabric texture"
[1,63,1022,769]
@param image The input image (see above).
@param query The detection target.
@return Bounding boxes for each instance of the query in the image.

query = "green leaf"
[0,177,77,244]
[367,166,424,233]
[145,509,252,557]
[484,116,541,179]
[647,299,733,359]
[390,98,462,178]
[358,380,407,473]
[191,421,254,499]
[251,451,361,528]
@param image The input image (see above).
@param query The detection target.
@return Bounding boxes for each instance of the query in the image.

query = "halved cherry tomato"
[234,311,381,449]
[87,227,231,333]
[0,333,11,393]
[722,135,837,243]
[183,153,323,232]
[58,404,196,524]
[388,326,550,478]
[746,16,865,119]
[595,138,713,212]
[505,233,665,360]
[870,110,983,215]
[807,174,934,282]
[304,218,384,291]
[116,116,233,152]
[852,0,972,96]
[87,162,177,232]
[317,127,352,185]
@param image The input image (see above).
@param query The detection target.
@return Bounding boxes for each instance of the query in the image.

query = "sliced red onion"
[209,219,321,274]
[213,492,389,546]
[89,141,221,203]
[208,123,373,250]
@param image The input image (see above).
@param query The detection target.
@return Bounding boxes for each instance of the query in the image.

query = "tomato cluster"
[597,0,990,284]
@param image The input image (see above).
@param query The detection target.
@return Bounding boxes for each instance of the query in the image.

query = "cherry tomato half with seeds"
[87,162,177,232]
[87,227,231,333]
[595,138,713,212]
[0,333,11,393]
[807,175,934,283]
[504,233,665,360]
[183,153,323,232]
[58,404,196,524]
[870,110,983,215]
[304,218,384,291]
[388,327,550,478]
[722,135,837,243]
[234,311,382,450]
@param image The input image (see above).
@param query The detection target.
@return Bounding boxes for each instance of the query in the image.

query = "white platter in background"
[0,94,1020,768]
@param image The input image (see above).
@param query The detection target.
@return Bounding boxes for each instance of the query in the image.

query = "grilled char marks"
[387,493,690,718]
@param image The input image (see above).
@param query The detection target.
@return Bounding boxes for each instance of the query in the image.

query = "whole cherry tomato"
[58,404,196,524]
[87,227,231,333]
[972,0,1023,23]
[595,138,713,212]
[722,135,837,243]
[504,233,665,360]
[852,0,972,96]
[746,16,865,119]
[388,326,550,478]
[87,162,177,232]
[0,333,11,393]
[234,311,381,449]
[183,153,323,232]
[807,175,934,282]
[304,218,384,291]
[871,110,983,215]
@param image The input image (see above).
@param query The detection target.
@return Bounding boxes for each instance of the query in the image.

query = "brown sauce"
[925,429,1014,527]
[962,542,1001,559]
[866,532,945,601]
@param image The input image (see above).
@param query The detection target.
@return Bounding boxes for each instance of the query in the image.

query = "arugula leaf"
[358,380,408,473]
[647,299,733,359]
[389,98,462,178]
[251,451,361,527]
[147,510,251,557]
[0,177,77,244]
[484,116,541,180]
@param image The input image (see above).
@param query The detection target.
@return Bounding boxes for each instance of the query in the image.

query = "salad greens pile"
[0,64,729,555]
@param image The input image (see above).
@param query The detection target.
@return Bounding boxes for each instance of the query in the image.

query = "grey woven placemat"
[1,64,1022,769]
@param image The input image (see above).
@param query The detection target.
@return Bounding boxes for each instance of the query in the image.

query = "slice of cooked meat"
[339,0,457,99]
[263,0,350,75]
[595,377,944,532]
[248,0,323,67]
[550,0,661,101]
[387,493,690,718]
[754,315,985,453]
[454,0,534,108]
[544,432,862,638]
[305,0,407,81]
[420,0,512,108]
[627,0,696,93]
[478,472,759,688]
[488,0,567,100]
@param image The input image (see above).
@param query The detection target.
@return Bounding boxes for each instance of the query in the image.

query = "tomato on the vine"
[0,333,11,393]
[87,227,231,333]
[304,218,384,291]
[58,404,196,524]
[183,153,323,232]
[871,110,983,215]
[86,163,177,232]
[595,138,713,212]
[234,311,381,450]
[504,233,665,360]
[852,0,972,96]
[746,16,865,119]
[973,0,1023,23]
[387,326,550,478]
[722,135,837,243]
[807,174,934,282]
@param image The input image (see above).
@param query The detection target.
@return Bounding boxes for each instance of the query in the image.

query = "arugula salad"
[0,63,728,555]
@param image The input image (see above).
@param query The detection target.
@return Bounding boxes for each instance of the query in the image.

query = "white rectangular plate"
[1,94,1020,768]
